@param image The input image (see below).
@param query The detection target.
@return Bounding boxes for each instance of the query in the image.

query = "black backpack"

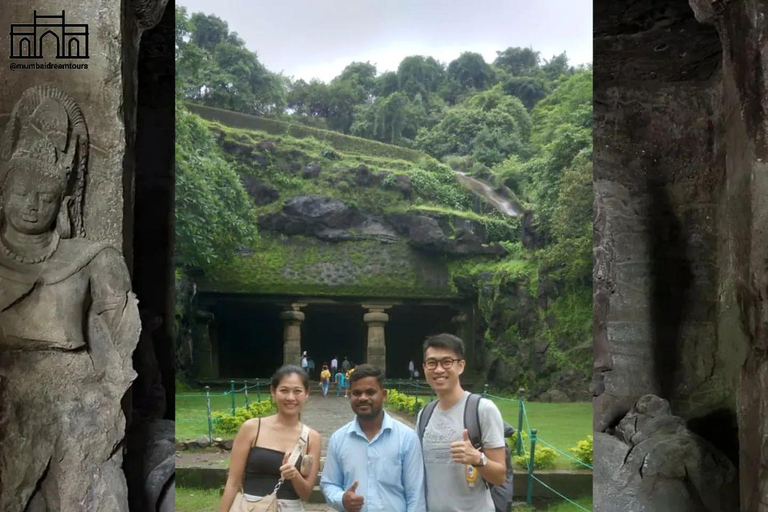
[417,394,515,512]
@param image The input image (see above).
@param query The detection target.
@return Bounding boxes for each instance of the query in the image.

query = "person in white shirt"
[330,356,338,375]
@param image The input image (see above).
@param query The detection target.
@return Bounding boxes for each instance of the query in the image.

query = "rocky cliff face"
[187,110,590,399]
[594,0,767,509]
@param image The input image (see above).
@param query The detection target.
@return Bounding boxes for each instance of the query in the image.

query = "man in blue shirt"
[321,364,426,512]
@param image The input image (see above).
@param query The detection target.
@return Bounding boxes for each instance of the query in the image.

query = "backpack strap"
[463,393,483,450]
[417,400,439,442]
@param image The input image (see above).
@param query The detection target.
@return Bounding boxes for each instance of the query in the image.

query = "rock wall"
[595,0,767,509]
[200,234,459,299]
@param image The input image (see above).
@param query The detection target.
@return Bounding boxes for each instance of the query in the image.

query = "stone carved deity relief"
[0,86,140,511]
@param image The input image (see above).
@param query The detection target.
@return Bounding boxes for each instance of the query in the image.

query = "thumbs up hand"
[342,481,365,512]
[450,429,481,465]
[279,451,299,481]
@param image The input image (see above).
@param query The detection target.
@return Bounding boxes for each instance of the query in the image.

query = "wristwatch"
[474,452,488,467]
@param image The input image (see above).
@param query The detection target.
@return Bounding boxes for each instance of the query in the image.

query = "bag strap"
[270,423,309,495]
[416,400,438,442]
[463,393,483,449]
[250,417,262,448]
[240,418,263,493]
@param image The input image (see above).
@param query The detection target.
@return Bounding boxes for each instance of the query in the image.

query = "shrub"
[569,435,593,467]
[386,389,423,414]
[513,446,557,470]
[211,400,275,436]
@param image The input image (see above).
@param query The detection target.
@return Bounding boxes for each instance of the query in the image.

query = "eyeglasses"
[424,358,462,370]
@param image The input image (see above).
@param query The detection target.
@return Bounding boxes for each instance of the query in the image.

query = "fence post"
[205,386,213,444]
[256,380,261,402]
[244,379,249,407]
[230,379,236,416]
[483,384,489,398]
[526,428,537,506]
[517,388,525,456]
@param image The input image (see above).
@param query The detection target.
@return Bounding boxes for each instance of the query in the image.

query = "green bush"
[569,435,593,466]
[513,446,557,470]
[386,389,423,414]
[211,400,275,436]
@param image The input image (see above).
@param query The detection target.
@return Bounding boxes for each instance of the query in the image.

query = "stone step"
[176,466,593,502]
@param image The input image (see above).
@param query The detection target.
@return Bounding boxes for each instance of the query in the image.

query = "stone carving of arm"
[89,247,141,363]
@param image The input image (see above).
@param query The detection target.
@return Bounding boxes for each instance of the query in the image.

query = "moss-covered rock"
[199,235,458,298]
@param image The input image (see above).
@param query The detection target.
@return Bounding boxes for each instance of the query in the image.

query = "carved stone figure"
[0,86,140,511]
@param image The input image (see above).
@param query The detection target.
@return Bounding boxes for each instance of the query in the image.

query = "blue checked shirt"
[320,412,426,512]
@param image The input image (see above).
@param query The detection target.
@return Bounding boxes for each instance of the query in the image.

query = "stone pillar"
[281,304,306,366]
[194,311,215,380]
[363,305,392,375]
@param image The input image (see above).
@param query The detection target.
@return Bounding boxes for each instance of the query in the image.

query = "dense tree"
[336,61,378,96]
[175,103,258,269]
[541,52,574,81]
[375,71,399,98]
[396,55,446,98]
[492,70,592,281]
[416,85,530,166]
[501,75,551,110]
[494,47,540,76]
[175,8,286,116]
[446,52,495,92]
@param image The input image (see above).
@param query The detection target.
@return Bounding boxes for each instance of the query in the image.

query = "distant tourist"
[300,351,308,372]
[320,364,331,398]
[341,356,351,374]
[330,356,338,374]
[218,365,321,512]
[334,370,345,397]
[321,364,425,512]
[408,359,415,379]
[417,334,507,512]
[307,357,315,378]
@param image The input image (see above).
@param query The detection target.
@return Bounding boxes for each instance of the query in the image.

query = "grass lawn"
[176,487,221,512]
[491,398,592,468]
[176,389,269,441]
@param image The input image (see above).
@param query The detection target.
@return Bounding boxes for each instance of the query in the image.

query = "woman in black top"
[219,365,322,512]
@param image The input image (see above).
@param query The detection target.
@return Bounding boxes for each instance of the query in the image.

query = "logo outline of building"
[10,10,89,60]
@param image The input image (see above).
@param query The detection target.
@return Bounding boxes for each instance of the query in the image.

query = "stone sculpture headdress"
[0,86,89,238]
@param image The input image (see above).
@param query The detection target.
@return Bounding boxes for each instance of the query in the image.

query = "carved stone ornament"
[0,86,141,511]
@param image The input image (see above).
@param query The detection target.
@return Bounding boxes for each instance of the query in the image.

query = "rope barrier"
[536,437,593,470]
[177,383,592,511]
[521,400,532,435]
[530,475,591,512]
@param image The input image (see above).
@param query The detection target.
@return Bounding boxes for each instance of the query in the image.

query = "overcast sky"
[178,0,593,83]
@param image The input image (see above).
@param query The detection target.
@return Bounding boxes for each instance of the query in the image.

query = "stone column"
[363,305,392,375]
[194,311,215,380]
[281,304,307,366]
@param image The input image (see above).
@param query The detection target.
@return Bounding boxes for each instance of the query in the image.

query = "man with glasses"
[417,333,506,512]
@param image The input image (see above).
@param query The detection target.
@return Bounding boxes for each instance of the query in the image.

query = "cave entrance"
[301,304,367,378]
[204,298,468,380]
[386,304,458,378]
[212,301,283,379]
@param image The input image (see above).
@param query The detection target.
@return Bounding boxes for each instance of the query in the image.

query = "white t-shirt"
[417,391,505,512]
[331,358,338,368]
